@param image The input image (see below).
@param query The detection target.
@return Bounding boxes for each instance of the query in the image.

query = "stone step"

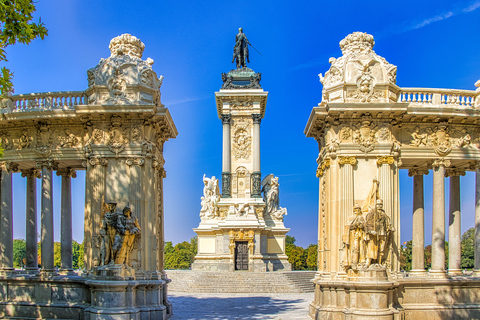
[166,270,316,293]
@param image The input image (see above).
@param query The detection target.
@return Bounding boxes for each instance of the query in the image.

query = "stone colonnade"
[409,162,480,276]
[0,161,77,274]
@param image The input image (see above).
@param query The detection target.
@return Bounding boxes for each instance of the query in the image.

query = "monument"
[0,34,177,319]
[305,32,480,319]
[192,28,291,272]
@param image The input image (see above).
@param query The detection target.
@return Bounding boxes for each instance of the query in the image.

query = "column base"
[0,268,16,276]
[448,269,463,276]
[408,269,427,277]
[20,267,40,275]
[58,268,76,276]
[472,270,480,277]
[429,270,447,278]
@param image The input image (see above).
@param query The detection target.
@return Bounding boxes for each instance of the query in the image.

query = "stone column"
[37,160,58,273]
[221,114,232,198]
[251,114,262,198]
[445,168,465,276]
[21,169,41,272]
[377,156,397,271]
[430,159,450,276]
[474,165,480,275]
[408,167,428,275]
[83,156,107,270]
[338,156,356,275]
[0,162,18,272]
[57,167,76,273]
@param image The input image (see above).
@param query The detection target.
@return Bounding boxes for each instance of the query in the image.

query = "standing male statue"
[232,27,250,69]
[364,199,395,267]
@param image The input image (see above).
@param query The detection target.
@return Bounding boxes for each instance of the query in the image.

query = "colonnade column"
[22,169,41,272]
[37,160,58,273]
[474,165,480,275]
[57,167,76,273]
[445,168,465,275]
[0,162,18,273]
[408,167,428,275]
[251,114,262,198]
[221,114,232,197]
[430,159,450,276]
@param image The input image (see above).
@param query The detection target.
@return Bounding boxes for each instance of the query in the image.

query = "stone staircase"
[166,270,316,293]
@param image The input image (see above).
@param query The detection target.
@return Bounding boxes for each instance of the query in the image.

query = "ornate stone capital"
[221,114,232,125]
[21,168,41,178]
[338,156,357,166]
[0,161,19,173]
[431,158,451,168]
[316,159,331,177]
[84,156,108,167]
[377,156,395,166]
[35,160,58,170]
[252,114,262,124]
[126,157,145,166]
[445,168,466,178]
[469,161,480,171]
[408,167,429,177]
[56,167,77,178]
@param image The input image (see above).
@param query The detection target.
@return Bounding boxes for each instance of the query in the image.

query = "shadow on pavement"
[169,294,310,319]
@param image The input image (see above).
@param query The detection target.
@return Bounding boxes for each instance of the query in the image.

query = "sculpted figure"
[232,27,250,69]
[459,128,471,147]
[116,206,141,266]
[200,174,220,219]
[342,205,365,271]
[99,200,127,265]
[364,199,395,267]
[61,129,78,148]
[410,126,427,147]
[261,174,288,221]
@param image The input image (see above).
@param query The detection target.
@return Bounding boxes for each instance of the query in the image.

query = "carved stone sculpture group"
[99,198,141,267]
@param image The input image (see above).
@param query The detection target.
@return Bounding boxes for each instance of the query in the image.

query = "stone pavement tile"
[169,292,313,320]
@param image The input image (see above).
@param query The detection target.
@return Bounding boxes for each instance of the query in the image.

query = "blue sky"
[5,0,480,248]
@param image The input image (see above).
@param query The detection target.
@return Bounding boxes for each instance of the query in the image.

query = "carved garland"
[316,159,331,177]
[232,118,252,160]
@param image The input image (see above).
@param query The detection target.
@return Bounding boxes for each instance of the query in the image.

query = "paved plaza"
[169,292,313,319]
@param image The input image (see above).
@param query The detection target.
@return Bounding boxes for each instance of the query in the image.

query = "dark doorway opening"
[235,241,248,271]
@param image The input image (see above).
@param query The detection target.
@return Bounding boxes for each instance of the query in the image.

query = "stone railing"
[2,91,86,112]
[398,88,478,108]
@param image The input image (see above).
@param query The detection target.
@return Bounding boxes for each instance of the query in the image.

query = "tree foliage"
[164,236,197,269]
[284,237,317,270]
[0,0,48,95]
[13,238,26,268]
[461,227,475,268]
[400,240,412,272]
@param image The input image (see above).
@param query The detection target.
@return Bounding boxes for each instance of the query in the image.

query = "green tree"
[306,244,317,270]
[54,242,61,267]
[424,245,431,270]
[0,0,48,95]
[13,238,26,268]
[461,227,475,269]
[286,235,296,245]
[164,236,197,269]
[400,240,412,272]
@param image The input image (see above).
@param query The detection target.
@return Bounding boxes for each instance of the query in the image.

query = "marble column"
[408,168,428,275]
[22,169,41,272]
[57,167,76,273]
[446,168,465,275]
[221,114,232,198]
[251,114,262,198]
[475,166,480,275]
[430,159,450,276]
[37,160,58,273]
[0,162,18,272]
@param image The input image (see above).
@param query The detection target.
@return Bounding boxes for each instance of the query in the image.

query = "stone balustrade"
[398,87,478,108]
[2,91,86,112]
